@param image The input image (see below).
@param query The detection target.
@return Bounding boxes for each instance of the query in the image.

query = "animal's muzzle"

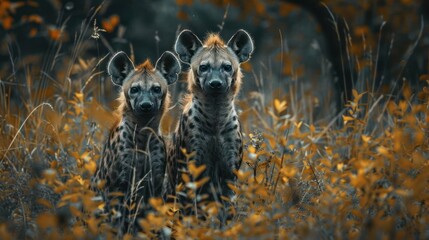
[140,101,154,112]
[208,79,223,89]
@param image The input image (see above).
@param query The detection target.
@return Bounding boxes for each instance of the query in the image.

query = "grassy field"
[1,5,429,240]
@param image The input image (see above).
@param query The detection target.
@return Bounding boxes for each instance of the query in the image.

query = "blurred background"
[1,0,428,121]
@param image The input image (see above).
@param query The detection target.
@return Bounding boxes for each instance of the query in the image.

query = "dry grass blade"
[2,102,53,172]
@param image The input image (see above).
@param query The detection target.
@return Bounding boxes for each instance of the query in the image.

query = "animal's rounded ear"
[174,29,203,64]
[227,29,254,63]
[155,51,181,85]
[107,51,135,86]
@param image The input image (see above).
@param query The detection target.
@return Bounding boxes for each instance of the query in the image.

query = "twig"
[272,150,286,194]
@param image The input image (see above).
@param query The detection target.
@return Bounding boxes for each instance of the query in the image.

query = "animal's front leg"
[217,133,243,199]
[149,137,167,198]
[222,134,242,178]
[190,143,214,182]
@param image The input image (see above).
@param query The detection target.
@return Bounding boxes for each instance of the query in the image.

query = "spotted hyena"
[167,29,254,216]
[93,51,180,234]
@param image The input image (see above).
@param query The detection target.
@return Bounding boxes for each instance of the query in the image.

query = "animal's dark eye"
[152,86,161,93]
[130,86,139,94]
[223,64,232,72]
[199,64,209,72]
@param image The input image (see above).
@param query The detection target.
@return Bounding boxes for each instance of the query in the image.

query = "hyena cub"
[93,51,180,234]
[167,30,254,213]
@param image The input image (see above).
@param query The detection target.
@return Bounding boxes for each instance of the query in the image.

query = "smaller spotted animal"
[167,29,254,217]
[93,51,180,235]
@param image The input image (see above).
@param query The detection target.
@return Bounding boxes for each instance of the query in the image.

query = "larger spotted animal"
[167,29,254,214]
[93,51,180,235]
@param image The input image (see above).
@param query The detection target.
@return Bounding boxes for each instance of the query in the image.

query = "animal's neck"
[122,113,160,134]
[119,114,160,150]
[191,92,236,129]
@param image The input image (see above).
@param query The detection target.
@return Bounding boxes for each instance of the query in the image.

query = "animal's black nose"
[209,79,223,89]
[140,102,153,111]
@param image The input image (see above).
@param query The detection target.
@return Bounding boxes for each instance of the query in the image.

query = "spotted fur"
[93,51,180,235]
[167,30,254,211]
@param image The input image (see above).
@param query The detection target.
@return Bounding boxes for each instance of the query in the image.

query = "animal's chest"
[205,135,224,161]
[115,131,162,176]
[188,130,239,160]
[179,103,241,164]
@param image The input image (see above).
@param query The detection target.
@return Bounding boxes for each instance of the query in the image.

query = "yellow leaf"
[69,205,82,218]
[280,166,297,178]
[236,170,252,181]
[309,124,316,133]
[377,146,390,156]
[324,146,332,156]
[188,162,206,178]
[139,212,163,230]
[352,89,366,102]
[361,135,371,143]
[86,216,99,234]
[180,147,195,159]
[74,175,85,186]
[48,27,62,41]
[80,151,91,161]
[181,173,190,183]
[195,176,210,188]
[399,100,408,113]
[415,131,424,146]
[108,191,125,197]
[265,134,277,149]
[123,234,134,240]
[102,14,120,33]
[149,197,163,208]
[254,185,268,197]
[274,99,287,113]
[224,223,243,237]
[350,174,368,188]
[72,226,85,238]
[96,179,106,189]
[403,84,412,99]
[227,183,240,194]
[75,91,84,103]
[352,89,359,99]
[392,129,403,152]
[36,198,53,209]
[206,202,219,216]
[294,121,302,129]
[248,145,256,154]
[395,189,413,197]
[255,174,264,184]
[1,17,13,30]
[247,213,264,224]
[61,193,80,202]
[337,163,345,171]
[342,115,355,124]
[97,203,105,211]
[36,213,57,229]
[84,161,97,175]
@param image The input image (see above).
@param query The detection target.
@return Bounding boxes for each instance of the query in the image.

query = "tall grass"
[1,4,429,239]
